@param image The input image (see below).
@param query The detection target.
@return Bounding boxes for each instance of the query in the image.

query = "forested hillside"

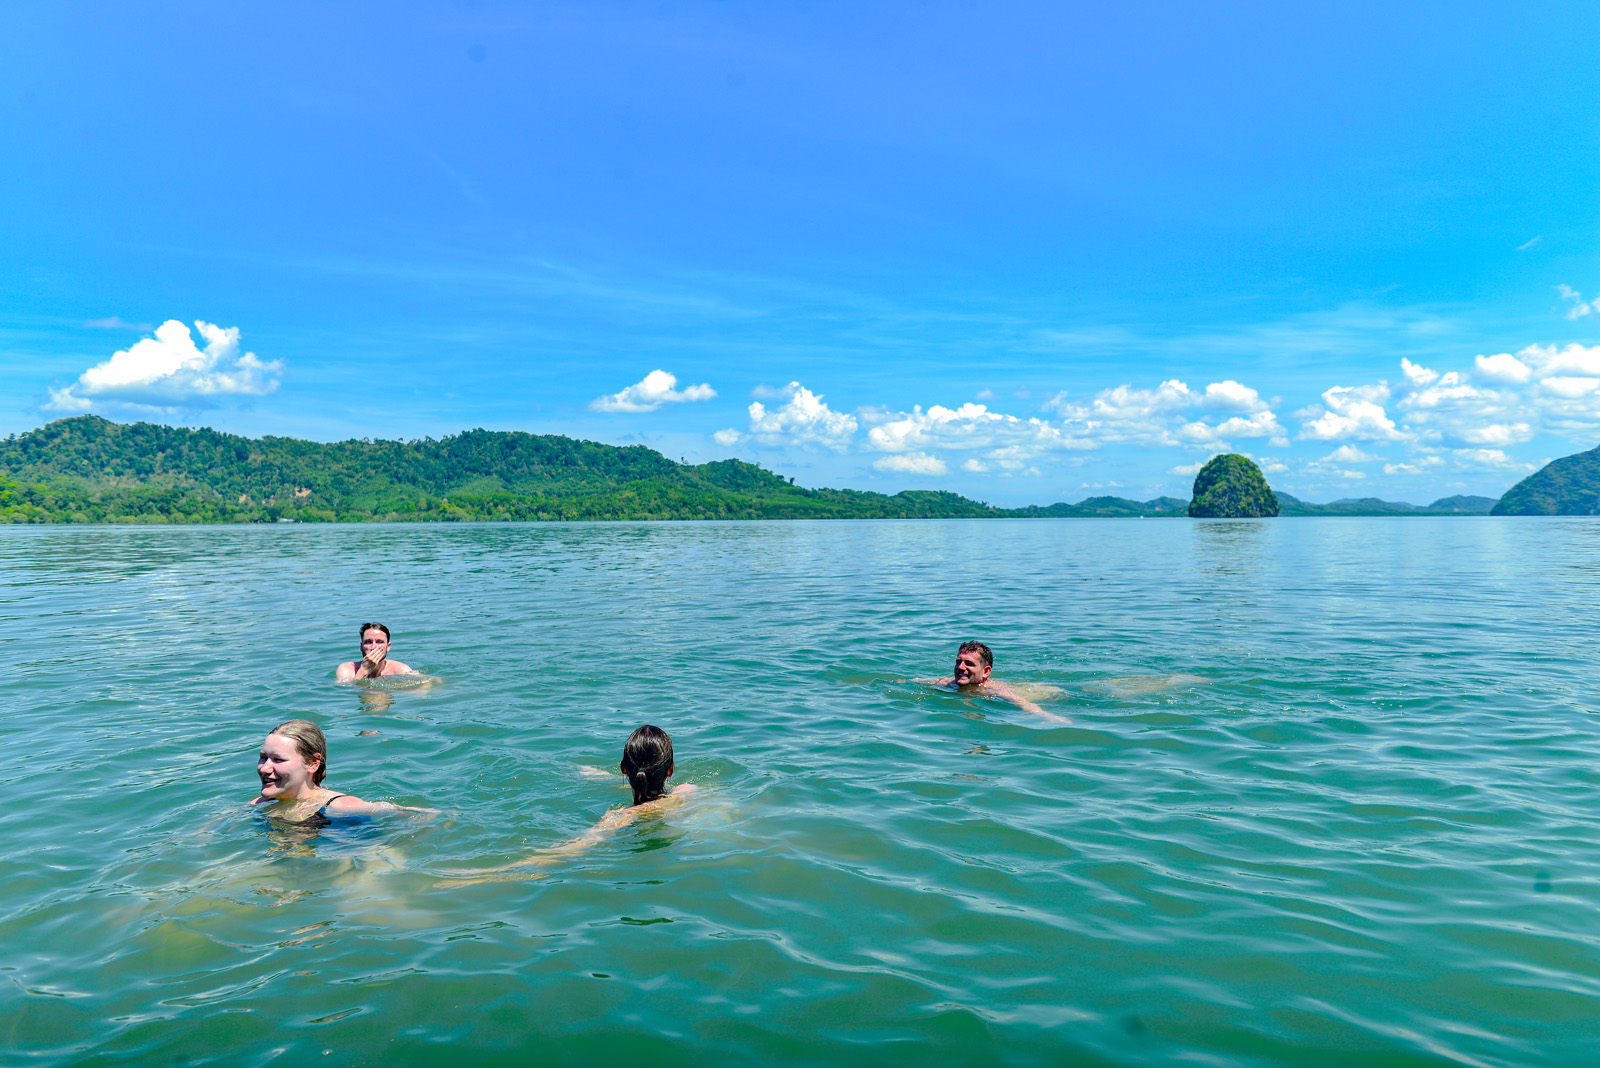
[0,417,1498,523]
[1492,445,1600,515]
[0,417,1188,523]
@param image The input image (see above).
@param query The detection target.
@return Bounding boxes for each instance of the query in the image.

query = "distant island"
[1189,454,1280,518]
[0,416,1500,524]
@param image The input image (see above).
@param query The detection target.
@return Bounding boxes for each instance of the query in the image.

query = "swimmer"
[918,641,1069,724]
[335,622,419,681]
[441,725,698,885]
[543,725,699,854]
[252,719,402,820]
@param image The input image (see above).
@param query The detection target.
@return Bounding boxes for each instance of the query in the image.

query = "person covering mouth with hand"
[335,622,420,682]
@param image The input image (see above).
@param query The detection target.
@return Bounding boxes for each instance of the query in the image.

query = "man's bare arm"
[985,681,1070,724]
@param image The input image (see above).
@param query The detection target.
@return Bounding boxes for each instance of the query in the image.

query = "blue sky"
[2,1,1597,505]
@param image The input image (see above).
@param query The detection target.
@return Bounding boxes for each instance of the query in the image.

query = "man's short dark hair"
[958,641,992,669]
[359,622,391,641]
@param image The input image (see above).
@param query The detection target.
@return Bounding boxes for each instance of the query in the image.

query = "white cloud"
[1539,376,1599,399]
[1178,410,1290,448]
[962,458,988,472]
[1297,384,1402,442]
[1475,351,1531,385]
[84,316,152,331]
[1281,345,1600,484]
[1047,379,1194,428]
[1046,378,1286,449]
[1522,342,1600,377]
[1392,344,1600,447]
[1324,445,1378,463]
[873,451,948,475]
[1451,448,1532,470]
[1169,461,1204,476]
[1200,380,1268,412]
[590,369,715,413]
[1558,284,1597,320]
[745,382,858,451]
[45,320,281,412]
[712,428,742,446]
[1457,423,1532,446]
[1261,460,1289,474]
[864,402,1094,461]
[975,388,996,401]
[1384,456,1445,476]
[1401,358,1439,387]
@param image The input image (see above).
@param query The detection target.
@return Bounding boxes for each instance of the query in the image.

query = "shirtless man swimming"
[335,622,420,681]
[920,641,1068,724]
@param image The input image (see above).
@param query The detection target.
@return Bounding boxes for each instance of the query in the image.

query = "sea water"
[2,518,1598,1066]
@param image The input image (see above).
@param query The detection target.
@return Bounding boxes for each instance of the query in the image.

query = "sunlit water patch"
[3,518,1599,1066]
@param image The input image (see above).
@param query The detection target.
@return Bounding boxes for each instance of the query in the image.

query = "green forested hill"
[0,417,1000,522]
[1492,446,1600,515]
[0,417,1501,523]
[0,416,1192,523]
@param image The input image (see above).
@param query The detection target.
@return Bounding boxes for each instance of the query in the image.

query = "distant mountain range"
[0,416,1503,523]
[1277,493,1499,516]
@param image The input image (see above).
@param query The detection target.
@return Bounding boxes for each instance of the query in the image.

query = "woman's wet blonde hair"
[269,719,328,785]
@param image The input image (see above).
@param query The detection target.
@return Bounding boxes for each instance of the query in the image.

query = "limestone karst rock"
[1188,454,1280,518]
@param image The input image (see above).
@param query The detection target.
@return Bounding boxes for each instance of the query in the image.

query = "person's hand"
[359,643,388,677]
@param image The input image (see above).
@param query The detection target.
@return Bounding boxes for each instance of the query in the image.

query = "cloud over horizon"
[590,369,716,412]
[1045,378,1290,449]
[697,343,1592,495]
[863,402,1095,469]
[45,320,281,413]
[1294,344,1600,457]
[723,381,858,451]
[872,451,948,475]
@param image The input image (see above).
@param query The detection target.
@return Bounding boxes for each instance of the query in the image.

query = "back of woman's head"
[271,719,329,785]
[621,725,673,805]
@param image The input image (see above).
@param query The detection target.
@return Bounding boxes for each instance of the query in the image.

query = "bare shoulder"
[626,787,696,818]
[383,660,419,676]
[324,794,397,814]
[335,661,358,681]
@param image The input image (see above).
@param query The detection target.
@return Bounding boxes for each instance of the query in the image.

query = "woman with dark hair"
[335,622,420,681]
[552,725,698,849]
[252,719,400,821]
[620,724,678,805]
[441,725,697,884]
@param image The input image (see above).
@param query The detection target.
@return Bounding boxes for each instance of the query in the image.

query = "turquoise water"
[3,518,1599,1066]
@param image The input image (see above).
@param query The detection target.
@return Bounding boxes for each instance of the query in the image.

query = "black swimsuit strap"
[317,794,347,816]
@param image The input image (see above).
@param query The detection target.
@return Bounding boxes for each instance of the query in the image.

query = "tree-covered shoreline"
[0,416,1189,524]
[0,417,1497,524]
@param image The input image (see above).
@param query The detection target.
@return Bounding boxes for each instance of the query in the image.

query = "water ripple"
[4,519,1600,1065]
